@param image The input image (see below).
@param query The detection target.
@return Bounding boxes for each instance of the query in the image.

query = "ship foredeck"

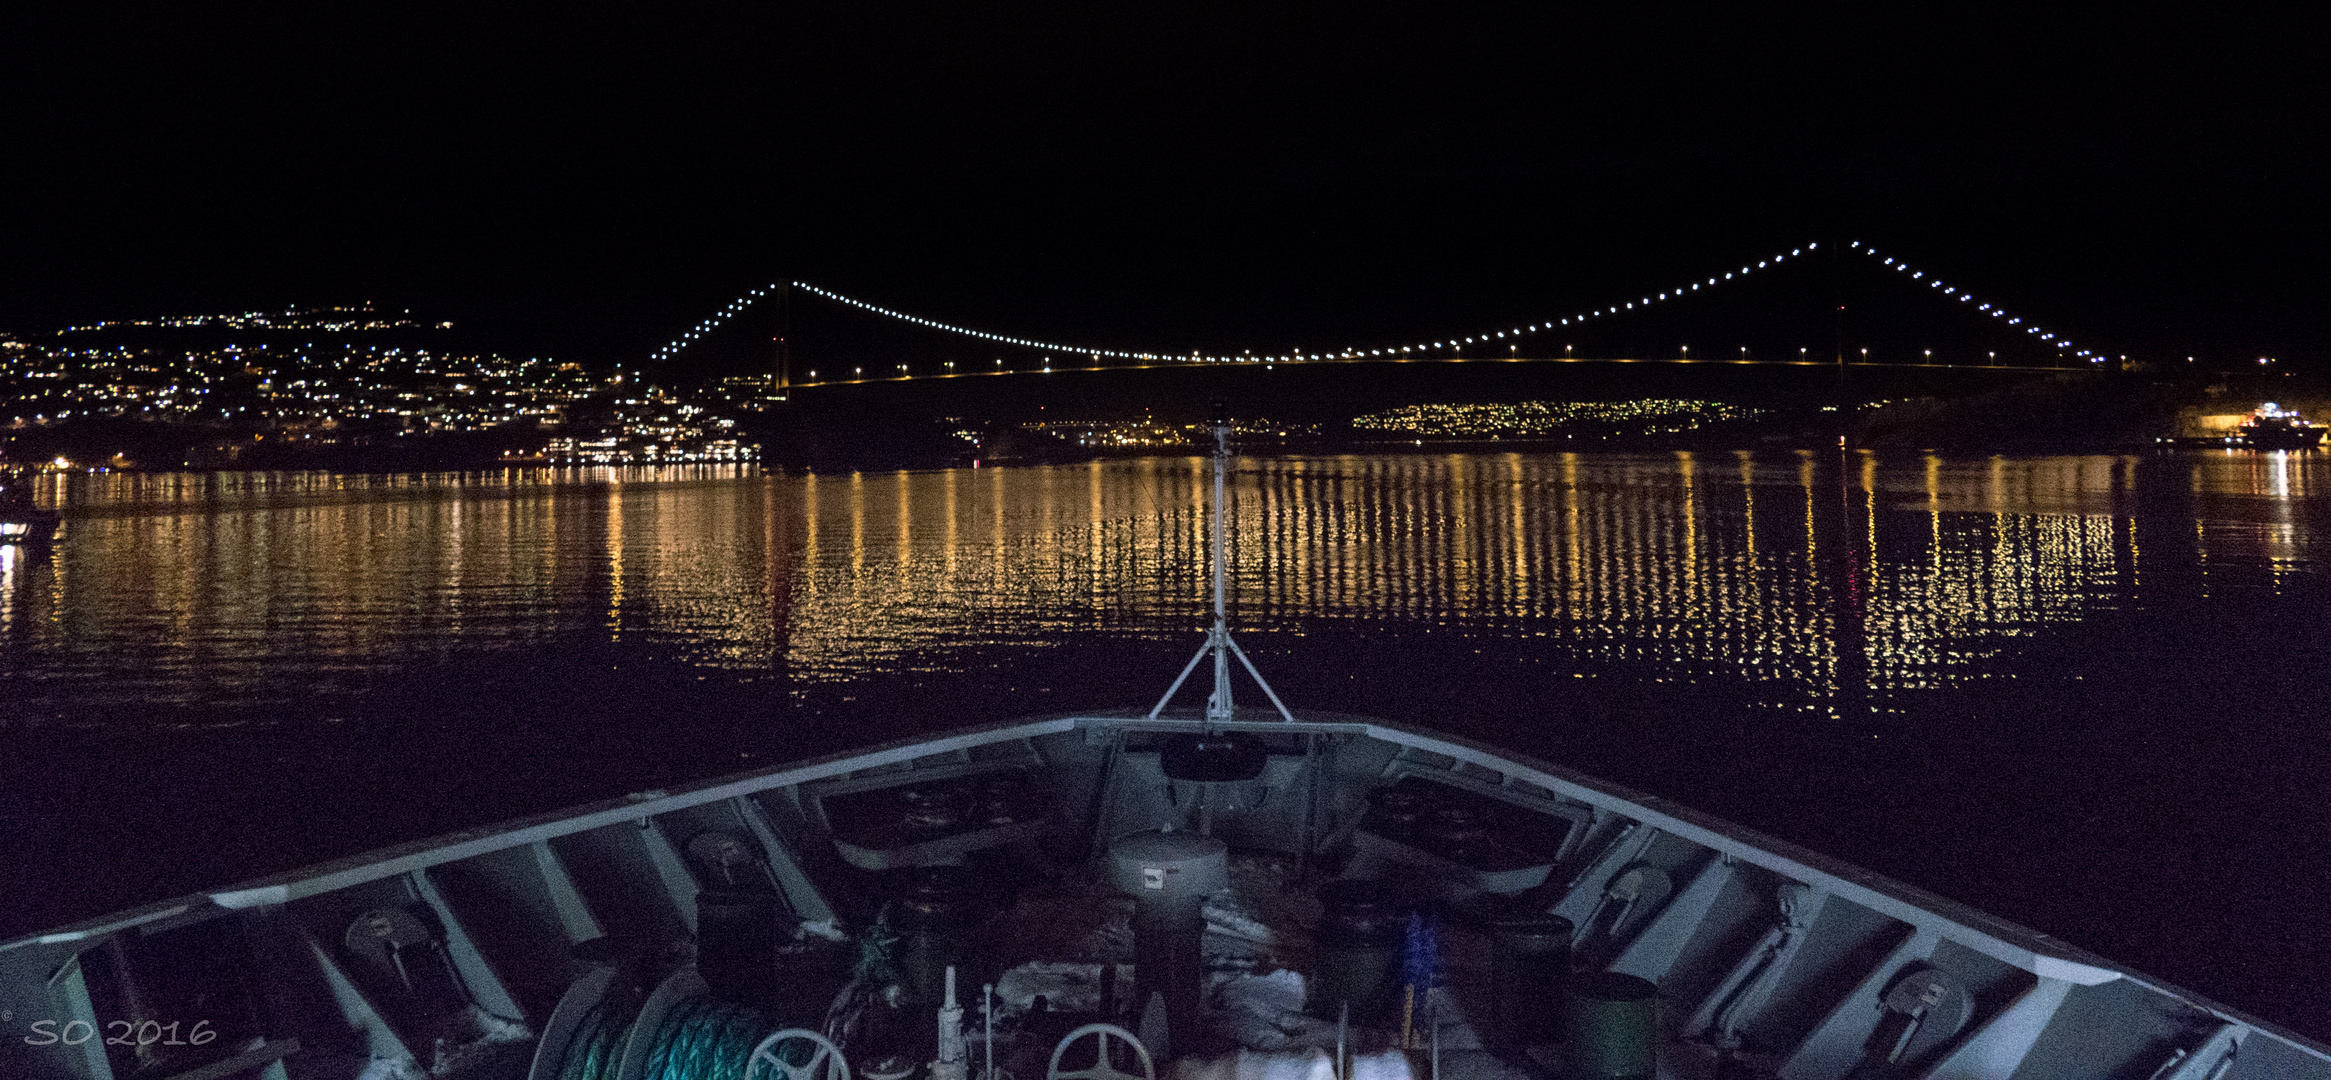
[4,710,2323,1080]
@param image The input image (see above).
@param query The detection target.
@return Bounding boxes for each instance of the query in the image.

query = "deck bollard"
[1564,972,1657,1080]
[1308,880,1404,1024]
[1486,914,1572,1048]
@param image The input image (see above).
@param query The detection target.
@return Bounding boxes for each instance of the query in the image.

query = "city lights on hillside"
[0,329,761,463]
[1353,399,1767,438]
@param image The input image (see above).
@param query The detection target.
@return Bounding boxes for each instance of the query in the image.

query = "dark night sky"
[3,6,2326,369]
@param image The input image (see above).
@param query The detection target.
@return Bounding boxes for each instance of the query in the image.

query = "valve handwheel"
[748,1028,851,1080]
[1046,1023,1155,1080]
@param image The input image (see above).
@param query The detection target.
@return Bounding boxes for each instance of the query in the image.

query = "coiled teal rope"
[559,1000,623,1080]
[558,993,783,1080]
[644,998,771,1080]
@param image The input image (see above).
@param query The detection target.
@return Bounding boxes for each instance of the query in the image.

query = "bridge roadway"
[789,352,2075,389]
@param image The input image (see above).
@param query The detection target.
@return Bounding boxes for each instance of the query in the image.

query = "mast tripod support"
[1146,404,1294,725]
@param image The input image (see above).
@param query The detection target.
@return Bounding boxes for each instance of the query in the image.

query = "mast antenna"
[1148,402,1294,724]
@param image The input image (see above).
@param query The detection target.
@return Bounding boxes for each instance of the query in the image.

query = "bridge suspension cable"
[648,245,1819,367]
[789,244,1806,362]
[1845,241,2098,363]
[650,286,783,364]
[647,241,2098,370]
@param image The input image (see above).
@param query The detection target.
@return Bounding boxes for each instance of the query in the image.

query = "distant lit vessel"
[0,466,60,545]
[2233,403,2325,450]
[6,413,2330,1080]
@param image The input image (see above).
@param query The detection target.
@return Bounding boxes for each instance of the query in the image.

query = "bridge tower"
[774,282,791,401]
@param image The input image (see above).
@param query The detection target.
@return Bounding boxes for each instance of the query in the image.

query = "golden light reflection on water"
[0,453,2325,716]
[0,544,19,635]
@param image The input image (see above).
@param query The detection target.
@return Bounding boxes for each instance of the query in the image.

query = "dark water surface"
[3,452,2327,1037]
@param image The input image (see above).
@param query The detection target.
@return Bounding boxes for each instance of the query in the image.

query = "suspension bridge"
[650,242,2107,391]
